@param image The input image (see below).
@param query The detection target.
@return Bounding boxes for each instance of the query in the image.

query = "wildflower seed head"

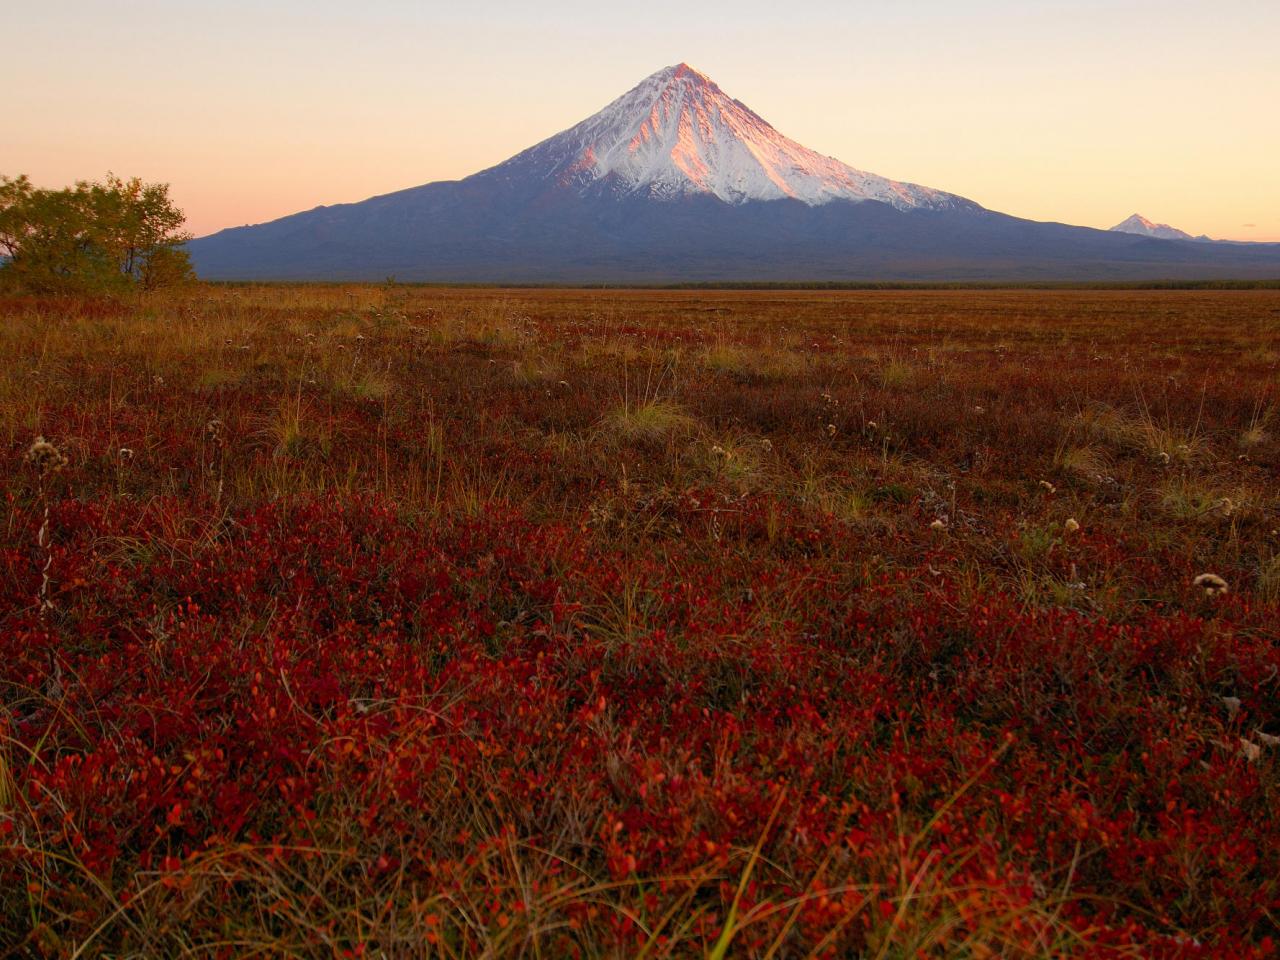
[1039,480,1056,494]
[206,419,227,447]
[25,437,68,475]
[1064,518,1080,533]
[826,423,837,438]
[1193,573,1229,597]
[759,438,773,453]
[118,447,134,463]
[930,518,948,531]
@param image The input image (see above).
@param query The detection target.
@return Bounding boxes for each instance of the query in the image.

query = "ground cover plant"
[1,285,1278,957]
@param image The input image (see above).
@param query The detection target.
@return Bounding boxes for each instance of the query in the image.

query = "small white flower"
[1039,480,1056,494]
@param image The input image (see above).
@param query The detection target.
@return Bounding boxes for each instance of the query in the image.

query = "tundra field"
[2,286,1279,958]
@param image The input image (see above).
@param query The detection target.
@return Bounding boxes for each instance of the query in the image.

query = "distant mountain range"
[188,64,1280,282]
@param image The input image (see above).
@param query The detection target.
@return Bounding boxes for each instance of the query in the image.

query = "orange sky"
[5,1,1278,241]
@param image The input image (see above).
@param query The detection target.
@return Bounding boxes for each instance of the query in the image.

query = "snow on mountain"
[1110,214,1209,242]
[483,63,970,211]
[186,64,1280,281]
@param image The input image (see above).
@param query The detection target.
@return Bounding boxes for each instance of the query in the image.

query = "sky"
[5,0,1278,241]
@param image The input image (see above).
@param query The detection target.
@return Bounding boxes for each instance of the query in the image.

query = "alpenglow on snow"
[487,63,969,210]
[186,63,1280,282]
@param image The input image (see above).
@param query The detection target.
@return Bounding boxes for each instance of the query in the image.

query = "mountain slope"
[188,65,1280,282]
[1110,214,1209,242]
[485,63,971,211]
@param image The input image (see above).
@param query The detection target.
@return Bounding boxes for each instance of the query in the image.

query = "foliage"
[0,173,193,293]
[1,286,1278,957]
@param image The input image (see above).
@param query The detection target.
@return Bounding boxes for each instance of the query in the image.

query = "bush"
[0,173,194,293]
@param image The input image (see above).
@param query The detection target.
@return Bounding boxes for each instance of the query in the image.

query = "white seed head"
[1193,573,1229,597]
[25,437,68,475]
[206,419,227,448]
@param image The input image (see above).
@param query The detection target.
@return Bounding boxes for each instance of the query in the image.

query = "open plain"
[2,286,1279,956]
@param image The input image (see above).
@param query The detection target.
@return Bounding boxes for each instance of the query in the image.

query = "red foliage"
[1,287,1278,956]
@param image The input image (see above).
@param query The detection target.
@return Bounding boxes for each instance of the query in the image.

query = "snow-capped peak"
[1110,214,1206,242]
[486,64,969,211]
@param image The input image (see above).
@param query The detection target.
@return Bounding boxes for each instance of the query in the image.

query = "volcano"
[1109,214,1209,243]
[187,64,1280,282]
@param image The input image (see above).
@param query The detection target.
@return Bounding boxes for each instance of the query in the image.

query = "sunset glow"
[5,0,1278,240]
[7,3,1280,952]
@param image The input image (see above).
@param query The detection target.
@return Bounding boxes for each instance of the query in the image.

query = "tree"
[0,175,35,262]
[0,173,195,292]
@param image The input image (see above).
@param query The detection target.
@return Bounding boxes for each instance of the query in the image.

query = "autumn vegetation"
[0,174,193,294]
[1,285,1278,957]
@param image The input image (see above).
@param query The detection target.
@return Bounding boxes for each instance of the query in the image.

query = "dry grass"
[2,285,1279,957]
